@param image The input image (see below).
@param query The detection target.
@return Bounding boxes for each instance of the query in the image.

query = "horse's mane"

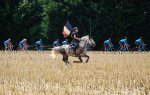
[81,35,89,41]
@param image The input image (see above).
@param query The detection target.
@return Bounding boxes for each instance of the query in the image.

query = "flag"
[62,21,73,38]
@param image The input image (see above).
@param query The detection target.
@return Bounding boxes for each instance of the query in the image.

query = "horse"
[50,35,96,64]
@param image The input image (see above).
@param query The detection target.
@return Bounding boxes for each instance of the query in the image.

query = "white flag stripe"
[63,26,71,35]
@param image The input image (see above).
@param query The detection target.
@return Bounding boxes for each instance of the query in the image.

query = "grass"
[0,51,150,95]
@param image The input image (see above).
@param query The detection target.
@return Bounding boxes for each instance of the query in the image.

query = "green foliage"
[0,0,150,49]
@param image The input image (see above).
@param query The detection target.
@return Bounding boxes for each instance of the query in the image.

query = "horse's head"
[81,35,96,47]
[88,36,96,47]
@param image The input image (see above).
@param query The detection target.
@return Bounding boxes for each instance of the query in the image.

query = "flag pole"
[89,18,92,36]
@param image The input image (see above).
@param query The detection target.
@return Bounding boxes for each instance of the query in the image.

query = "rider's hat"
[73,27,78,31]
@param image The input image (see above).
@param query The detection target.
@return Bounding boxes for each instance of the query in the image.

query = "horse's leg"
[62,55,70,64]
[62,55,65,62]
[73,56,83,63]
[83,55,89,63]
[78,56,83,63]
[66,55,70,64]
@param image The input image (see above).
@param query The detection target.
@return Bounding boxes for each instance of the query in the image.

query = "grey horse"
[50,35,96,64]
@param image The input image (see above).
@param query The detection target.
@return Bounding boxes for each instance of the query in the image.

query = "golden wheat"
[0,51,150,95]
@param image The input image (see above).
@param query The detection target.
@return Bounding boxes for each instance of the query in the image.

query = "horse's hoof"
[67,62,70,64]
[65,61,70,64]
[73,61,83,63]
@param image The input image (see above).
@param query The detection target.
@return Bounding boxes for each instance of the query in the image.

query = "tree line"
[0,0,150,50]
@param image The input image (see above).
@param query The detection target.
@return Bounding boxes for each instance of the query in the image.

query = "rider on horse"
[71,27,81,52]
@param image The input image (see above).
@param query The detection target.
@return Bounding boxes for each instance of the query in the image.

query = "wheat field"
[0,51,150,95]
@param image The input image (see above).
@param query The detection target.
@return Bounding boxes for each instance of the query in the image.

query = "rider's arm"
[141,40,144,45]
[109,42,112,45]
[41,42,44,46]
[74,35,80,41]
[53,43,55,46]
[57,41,60,45]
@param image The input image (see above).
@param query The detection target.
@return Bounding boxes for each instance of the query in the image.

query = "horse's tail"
[50,46,61,59]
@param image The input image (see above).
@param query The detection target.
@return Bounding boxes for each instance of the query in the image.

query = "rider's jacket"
[71,32,79,43]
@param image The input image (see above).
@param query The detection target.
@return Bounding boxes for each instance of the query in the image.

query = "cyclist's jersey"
[36,41,42,45]
[4,40,11,48]
[4,40,10,44]
[19,41,24,44]
[53,41,59,45]
[19,41,27,46]
[62,41,68,45]
[104,40,110,44]
[136,39,142,43]
[120,39,127,44]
